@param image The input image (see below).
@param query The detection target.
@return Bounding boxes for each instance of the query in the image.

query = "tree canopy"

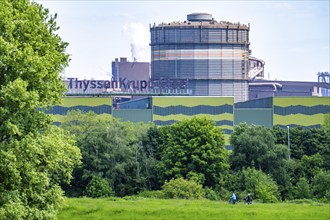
[58,111,329,202]
[157,116,229,188]
[60,110,153,197]
[230,123,289,172]
[0,1,80,219]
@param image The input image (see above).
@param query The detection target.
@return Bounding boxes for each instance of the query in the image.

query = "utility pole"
[287,126,290,160]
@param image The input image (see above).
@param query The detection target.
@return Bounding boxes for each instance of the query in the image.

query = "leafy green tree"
[86,176,114,198]
[273,125,330,199]
[0,0,69,104]
[272,126,288,146]
[312,170,330,199]
[61,110,153,197]
[292,177,312,199]
[0,1,81,219]
[320,116,330,170]
[272,126,330,169]
[230,124,289,172]
[229,122,249,146]
[286,154,324,189]
[240,168,280,203]
[141,125,164,190]
[300,154,324,182]
[157,116,229,188]
[322,113,330,133]
[231,124,291,199]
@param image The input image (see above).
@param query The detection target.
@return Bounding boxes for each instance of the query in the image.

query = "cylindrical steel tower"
[150,13,250,102]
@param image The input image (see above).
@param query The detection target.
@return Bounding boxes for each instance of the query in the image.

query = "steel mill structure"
[52,13,329,147]
[150,13,264,102]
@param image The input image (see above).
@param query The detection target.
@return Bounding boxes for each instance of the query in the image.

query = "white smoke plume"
[122,22,149,62]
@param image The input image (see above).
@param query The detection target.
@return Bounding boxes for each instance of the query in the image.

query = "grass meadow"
[58,197,330,220]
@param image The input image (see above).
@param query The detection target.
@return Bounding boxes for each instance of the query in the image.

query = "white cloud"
[122,22,150,61]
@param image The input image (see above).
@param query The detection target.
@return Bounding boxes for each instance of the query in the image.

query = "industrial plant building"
[51,13,329,146]
[150,13,264,103]
[249,79,330,100]
[111,57,150,93]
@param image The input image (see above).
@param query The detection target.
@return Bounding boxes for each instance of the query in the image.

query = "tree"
[230,124,289,172]
[321,114,330,170]
[231,124,291,199]
[322,113,330,133]
[272,126,330,167]
[239,168,280,203]
[272,126,325,158]
[157,116,229,188]
[300,154,324,182]
[293,177,312,199]
[312,170,330,200]
[60,110,153,197]
[0,1,81,219]
[141,125,164,190]
[85,176,114,198]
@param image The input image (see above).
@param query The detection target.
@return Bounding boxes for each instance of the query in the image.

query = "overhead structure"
[318,72,330,96]
[248,56,265,79]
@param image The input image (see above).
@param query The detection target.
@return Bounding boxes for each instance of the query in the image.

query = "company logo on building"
[66,77,189,92]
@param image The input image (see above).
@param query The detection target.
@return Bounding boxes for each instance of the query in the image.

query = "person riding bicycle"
[230,193,237,204]
[245,193,252,205]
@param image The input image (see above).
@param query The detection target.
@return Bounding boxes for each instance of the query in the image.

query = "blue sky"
[35,0,329,82]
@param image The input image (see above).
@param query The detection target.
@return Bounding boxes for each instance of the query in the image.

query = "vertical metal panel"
[113,109,152,123]
[234,97,273,108]
[234,109,273,127]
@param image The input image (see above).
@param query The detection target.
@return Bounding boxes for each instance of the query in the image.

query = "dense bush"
[204,188,220,201]
[293,177,312,199]
[162,178,205,199]
[240,168,280,203]
[86,176,113,198]
[312,171,330,200]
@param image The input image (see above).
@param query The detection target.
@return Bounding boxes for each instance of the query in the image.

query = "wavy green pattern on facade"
[153,105,233,115]
[153,113,233,122]
[50,97,113,124]
[152,97,234,145]
[152,97,234,107]
[274,105,329,115]
[273,97,330,107]
[60,97,112,107]
[152,97,234,126]
[51,113,112,124]
[49,105,112,115]
[273,97,330,128]
[273,113,326,127]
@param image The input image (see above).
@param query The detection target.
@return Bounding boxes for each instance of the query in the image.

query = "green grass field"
[58,197,330,220]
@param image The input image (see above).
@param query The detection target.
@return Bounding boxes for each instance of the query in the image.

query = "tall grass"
[58,197,330,220]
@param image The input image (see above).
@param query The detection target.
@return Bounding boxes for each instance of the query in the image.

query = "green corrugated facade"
[234,109,273,127]
[152,96,234,144]
[112,109,152,123]
[48,96,330,144]
[273,97,330,128]
[50,97,112,124]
